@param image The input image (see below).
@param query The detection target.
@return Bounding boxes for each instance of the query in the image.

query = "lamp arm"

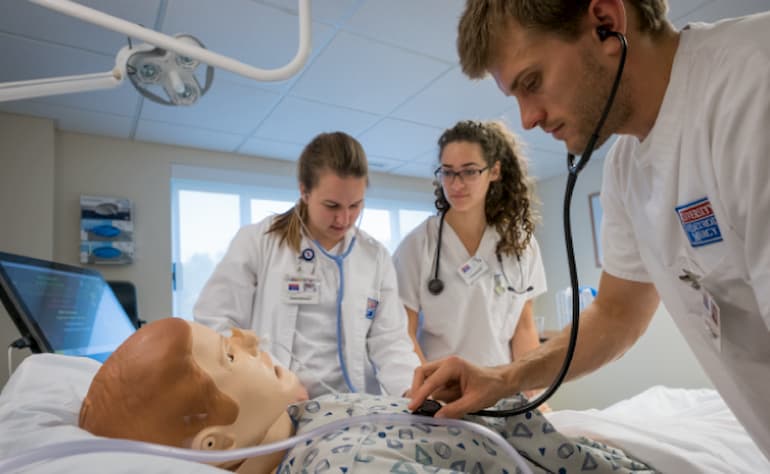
[0,69,123,103]
[28,0,312,82]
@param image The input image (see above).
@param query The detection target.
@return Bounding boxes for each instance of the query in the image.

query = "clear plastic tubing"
[0,413,532,473]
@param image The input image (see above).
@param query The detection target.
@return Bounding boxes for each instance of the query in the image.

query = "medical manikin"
[78,318,655,473]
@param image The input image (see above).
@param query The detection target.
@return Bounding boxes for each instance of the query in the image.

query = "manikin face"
[189,322,306,449]
[438,141,500,214]
[302,170,367,250]
[488,21,629,155]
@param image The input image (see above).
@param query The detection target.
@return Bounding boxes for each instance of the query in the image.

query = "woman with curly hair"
[393,120,546,382]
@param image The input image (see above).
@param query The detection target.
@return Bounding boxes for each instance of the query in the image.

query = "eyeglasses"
[434,166,489,184]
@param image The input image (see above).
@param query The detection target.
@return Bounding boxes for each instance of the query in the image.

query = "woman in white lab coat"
[393,121,546,387]
[194,132,419,398]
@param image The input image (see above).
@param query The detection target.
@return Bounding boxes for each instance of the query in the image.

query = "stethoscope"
[471,27,627,417]
[295,206,361,393]
[311,237,358,393]
[427,210,534,296]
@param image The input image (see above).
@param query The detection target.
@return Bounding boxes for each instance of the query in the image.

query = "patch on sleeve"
[675,197,723,248]
[365,298,378,320]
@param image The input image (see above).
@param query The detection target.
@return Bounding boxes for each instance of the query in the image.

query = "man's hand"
[407,356,514,418]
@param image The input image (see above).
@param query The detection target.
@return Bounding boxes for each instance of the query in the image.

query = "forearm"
[406,307,427,363]
[511,301,540,361]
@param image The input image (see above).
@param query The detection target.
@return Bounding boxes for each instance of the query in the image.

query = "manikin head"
[79,318,305,454]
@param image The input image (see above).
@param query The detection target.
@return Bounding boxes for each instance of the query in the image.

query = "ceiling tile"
[237,137,305,162]
[0,99,133,139]
[342,0,465,62]
[412,148,440,165]
[2,0,767,185]
[135,119,244,152]
[256,96,379,144]
[0,0,160,55]
[163,0,336,91]
[139,77,280,134]
[357,119,443,161]
[391,67,512,128]
[366,155,409,173]
[389,159,436,180]
[259,0,359,25]
[290,31,451,115]
[0,33,141,115]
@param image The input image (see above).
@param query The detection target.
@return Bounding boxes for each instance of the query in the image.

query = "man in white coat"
[408,0,770,462]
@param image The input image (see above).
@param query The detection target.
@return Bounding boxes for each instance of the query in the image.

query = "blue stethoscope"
[307,235,358,393]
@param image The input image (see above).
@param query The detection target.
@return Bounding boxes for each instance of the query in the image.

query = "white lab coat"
[393,216,547,366]
[601,13,770,461]
[194,216,420,396]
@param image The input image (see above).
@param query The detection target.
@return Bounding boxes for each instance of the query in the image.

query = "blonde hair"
[267,132,368,252]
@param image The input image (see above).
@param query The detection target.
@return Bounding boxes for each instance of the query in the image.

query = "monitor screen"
[0,251,136,362]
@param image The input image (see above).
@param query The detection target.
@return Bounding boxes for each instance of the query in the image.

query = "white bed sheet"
[546,386,770,473]
[0,354,767,473]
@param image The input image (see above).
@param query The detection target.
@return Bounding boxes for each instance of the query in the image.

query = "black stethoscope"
[470,27,628,418]
[427,210,534,296]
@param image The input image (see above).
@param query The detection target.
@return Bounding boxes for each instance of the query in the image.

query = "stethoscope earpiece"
[427,278,444,295]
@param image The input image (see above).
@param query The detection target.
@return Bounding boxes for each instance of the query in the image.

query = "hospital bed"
[0,354,767,473]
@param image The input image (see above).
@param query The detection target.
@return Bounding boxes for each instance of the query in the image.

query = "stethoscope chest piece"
[427,277,444,295]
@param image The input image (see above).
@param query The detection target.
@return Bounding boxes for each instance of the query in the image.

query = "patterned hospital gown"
[277,393,656,473]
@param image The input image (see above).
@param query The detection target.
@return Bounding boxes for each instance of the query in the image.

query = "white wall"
[532,156,712,410]
[0,111,434,390]
[0,113,55,389]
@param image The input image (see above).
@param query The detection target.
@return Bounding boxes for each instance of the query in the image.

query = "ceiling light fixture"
[0,0,311,105]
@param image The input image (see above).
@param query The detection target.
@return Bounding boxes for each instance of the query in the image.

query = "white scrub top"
[601,14,770,461]
[393,215,547,366]
[193,215,420,398]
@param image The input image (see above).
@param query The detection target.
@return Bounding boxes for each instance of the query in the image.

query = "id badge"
[699,289,721,352]
[457,256,488,286]
[283,275,320,304]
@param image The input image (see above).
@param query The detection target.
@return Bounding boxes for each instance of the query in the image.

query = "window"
[171,167,433,319]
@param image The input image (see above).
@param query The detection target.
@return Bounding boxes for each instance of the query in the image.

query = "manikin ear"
[191,426,236,451]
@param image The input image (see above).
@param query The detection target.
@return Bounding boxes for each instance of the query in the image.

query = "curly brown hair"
[458,0,671,78]
[434,120,538,258]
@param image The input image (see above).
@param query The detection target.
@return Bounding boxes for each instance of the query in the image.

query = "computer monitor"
[0,251,136,362]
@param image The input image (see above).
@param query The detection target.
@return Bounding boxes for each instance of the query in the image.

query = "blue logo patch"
[675,197,723,248]
[365,297,378,320]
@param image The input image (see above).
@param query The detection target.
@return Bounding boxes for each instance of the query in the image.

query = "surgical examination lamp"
[0,0,312,105]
